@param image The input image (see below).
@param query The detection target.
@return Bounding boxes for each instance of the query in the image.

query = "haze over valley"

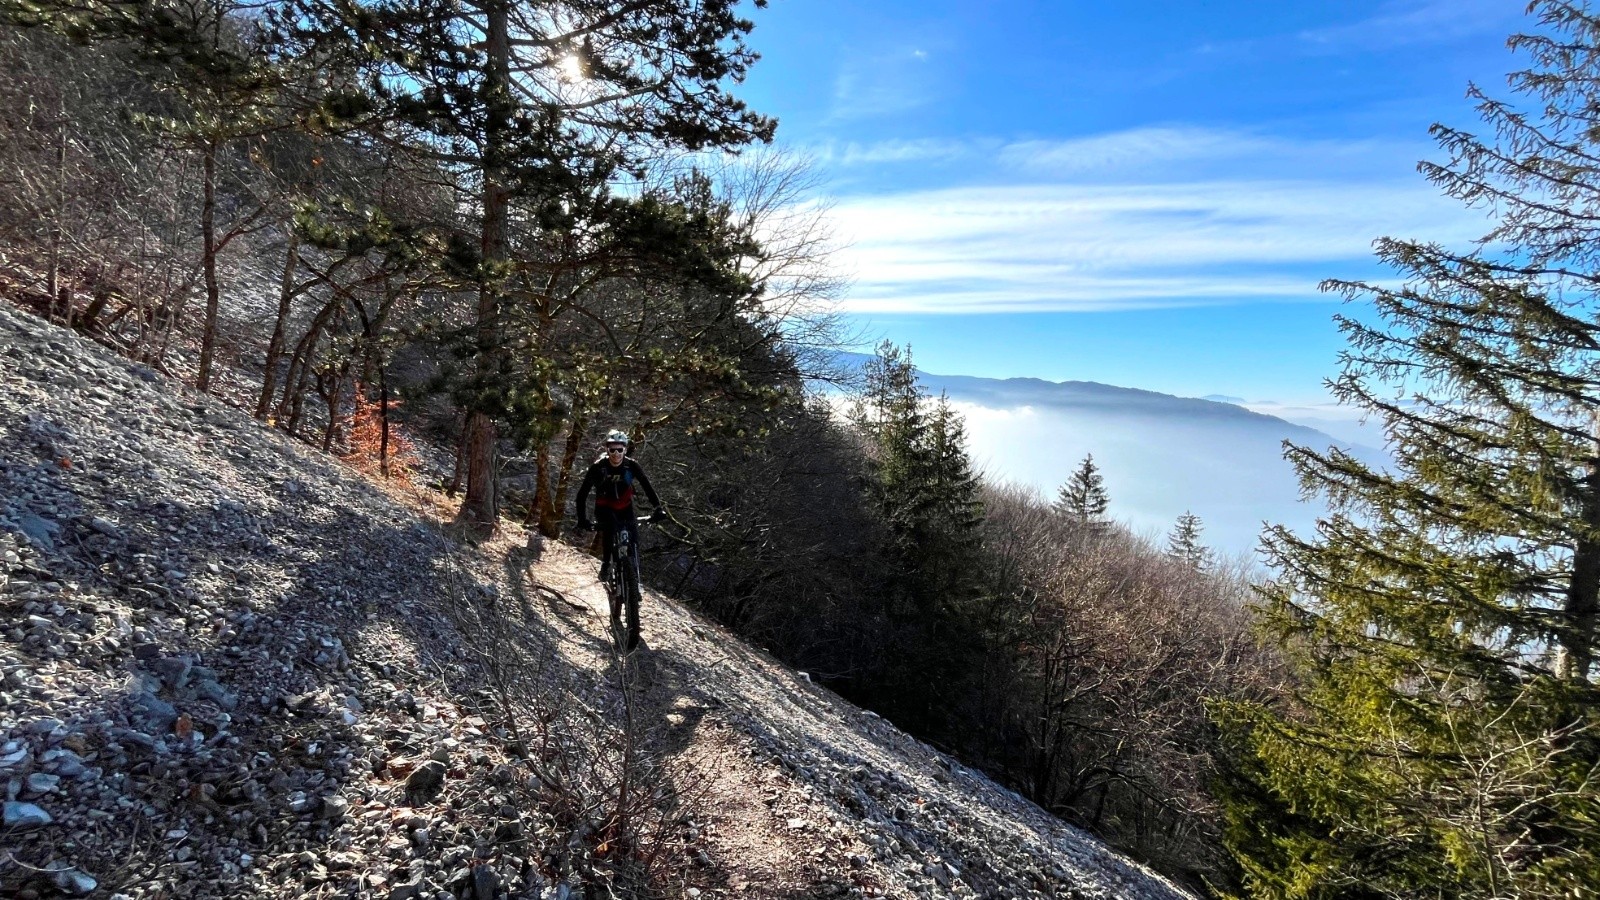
[833,352,1387,556]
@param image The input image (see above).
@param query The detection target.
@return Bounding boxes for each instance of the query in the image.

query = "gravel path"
[0,302,1194,900]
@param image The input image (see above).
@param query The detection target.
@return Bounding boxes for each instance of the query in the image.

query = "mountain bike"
[582,515,657,652]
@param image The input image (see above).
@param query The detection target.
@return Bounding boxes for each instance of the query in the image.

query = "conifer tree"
[1216,4,1600,896]
[850,341,932,538]
[1055,454,1109,526]
[849,343,989,733]
[924,393,986,600]
[1166,511,1206,569]
[274,0,777,532]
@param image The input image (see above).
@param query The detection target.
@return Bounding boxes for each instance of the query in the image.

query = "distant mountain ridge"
[823,350,1382,556]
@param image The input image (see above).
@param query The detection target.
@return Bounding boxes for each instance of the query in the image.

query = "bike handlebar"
[574,514,664,532]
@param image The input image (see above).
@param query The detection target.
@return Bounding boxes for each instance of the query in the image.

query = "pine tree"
[1166,511,1207,569]
[925,393,986,599]
[274,0,776,532]
[1215,4,1600,896]
[1055,454,1109,526]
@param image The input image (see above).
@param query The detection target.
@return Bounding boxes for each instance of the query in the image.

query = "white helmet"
[604,429,629,445]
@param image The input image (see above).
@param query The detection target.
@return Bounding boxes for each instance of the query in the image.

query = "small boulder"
[3,800,52,829]
[404,760,447,802]
[50,867,97,896]
[126,689,178,734]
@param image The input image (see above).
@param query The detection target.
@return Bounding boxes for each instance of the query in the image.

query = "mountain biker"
[575,429,666,586]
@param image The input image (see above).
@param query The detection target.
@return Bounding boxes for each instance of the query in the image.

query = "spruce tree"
[850,341,933,544]
[1055,454,1109,526]
[849,343,989,734]
[925,393,986,602]
[1215,4,1600,896]
[1166,511,1206,569]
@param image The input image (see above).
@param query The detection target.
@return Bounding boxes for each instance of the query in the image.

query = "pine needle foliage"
[1167,511,1207,570]
[1214,5,1600,897]
[1055,453,1110,525]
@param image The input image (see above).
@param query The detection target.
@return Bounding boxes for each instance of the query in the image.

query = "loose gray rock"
[126,688,178,734]
[319,795,349,821]
[405,760,447,802]
[50,866,97,896]
[150,655,193,689]
[14,512,60,550]
[472,865,500,900]
[3,800,53,829]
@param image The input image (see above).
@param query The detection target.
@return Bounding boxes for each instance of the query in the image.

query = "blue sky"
[735,0,1529,407]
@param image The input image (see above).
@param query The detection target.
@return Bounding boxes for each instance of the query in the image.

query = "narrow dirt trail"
[506,536,1194,900]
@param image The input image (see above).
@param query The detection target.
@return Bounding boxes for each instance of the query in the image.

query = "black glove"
[577,518,593,532]
[649,508,667,523]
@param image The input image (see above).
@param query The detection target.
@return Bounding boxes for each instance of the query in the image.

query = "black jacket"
[576,456,660,514]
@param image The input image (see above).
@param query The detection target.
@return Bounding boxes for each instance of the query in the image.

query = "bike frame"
[602,518,648,650]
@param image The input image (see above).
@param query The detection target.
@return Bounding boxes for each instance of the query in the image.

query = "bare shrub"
[973,481,1278,887]
[436,542,702,897]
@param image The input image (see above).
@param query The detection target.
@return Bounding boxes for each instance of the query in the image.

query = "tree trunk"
[458,0,512,534]
[321,365,345,453]
[196,140,222,393]
[276,297,337,432]
[528,440,554,529]
[258,232,301,420]
[462,412,499,528]
[285,338,318,435]
[448,416,467,497]
[550,411,591,535]
[378,365,391,478]
[79,270,113,329]
[46,107,65,319]
[1561,419,1600,681]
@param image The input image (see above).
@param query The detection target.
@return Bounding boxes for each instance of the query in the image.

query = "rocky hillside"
[0,302,1194,900]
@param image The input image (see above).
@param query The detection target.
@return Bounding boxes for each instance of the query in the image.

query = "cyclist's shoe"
[598,561,611,582]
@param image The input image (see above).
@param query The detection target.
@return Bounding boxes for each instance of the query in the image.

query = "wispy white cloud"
[996,127,1414,179]
[1295,0,1522,51]
[799,126,1428,184]
[805,137,982,167]
[827,178,1484,313]
[1184,1,1522,65]
[997,128,1270,175]
[829,46,940,122]
[783,126,1488,313]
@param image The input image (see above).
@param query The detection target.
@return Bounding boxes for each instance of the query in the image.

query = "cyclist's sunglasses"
[605,445,626,454]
